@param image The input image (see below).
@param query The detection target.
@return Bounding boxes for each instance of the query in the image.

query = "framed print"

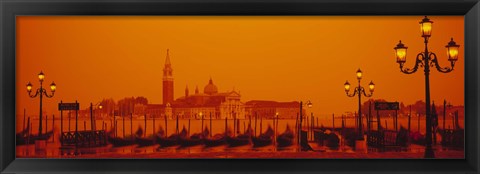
[1,0,479,173]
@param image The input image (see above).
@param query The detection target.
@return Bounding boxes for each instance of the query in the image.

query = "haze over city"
[16,16,463,118]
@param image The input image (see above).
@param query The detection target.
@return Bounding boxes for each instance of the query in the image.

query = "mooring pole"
[443,100,446,131]
[254,112,258,137]
[224,116,227,136]
[164,114,168,138]
[27,117,31,145]
[188,118,191,137]
[23,108,26,134]
[260,116,263,136]
[377,110,380,131]
[68,111,71,132]
[275,114,279,144]
[61,105,63,136]
[395,109,398,131]
[45,115,48,137]
[144,114,147,138]
[115,120,118,138]
[75,100,79,147]
[233,112,236,137]
[244,121,246,134]
[201,114,204,133]
[153,114,156,137]
[130,113,133,140]
[418,114,420,132]
[408,105,411,133]
[90,103,94,131]
[368,101,372,133]
[210,112,212,137]
[176,114,179,134]
[332,113,335,130]
[52,114,55,143]
[295,113,298,143]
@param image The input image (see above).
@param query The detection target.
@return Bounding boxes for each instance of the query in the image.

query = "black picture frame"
[1,0,479,173]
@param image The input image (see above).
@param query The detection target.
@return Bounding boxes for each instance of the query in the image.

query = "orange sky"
[16,16,464,117]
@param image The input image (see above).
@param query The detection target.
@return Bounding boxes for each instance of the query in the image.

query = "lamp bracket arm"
[44,90,55,98]
[400,53,424,74]
[28,89,40,98]
[346,88,357,97]
[363,89,373,97]
[429,52,454,73]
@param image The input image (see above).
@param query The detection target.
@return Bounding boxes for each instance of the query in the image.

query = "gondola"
[204,134,227,147]
[276,125,294,148]
[227,134,251,147]
[179,133,204,147]
[108,136,136,147]
[157,127,185,148]
[16,130,53,146]
[313,129,328,146]
[156,133,180,147]
[136,136,157,147]
[16,125,31,145]
[134,126,156,147]
[227,126,253,147]
[252,126,274,147]
[179,127,209,147]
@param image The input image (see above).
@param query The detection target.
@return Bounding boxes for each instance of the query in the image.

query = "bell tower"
[163,49,174,104]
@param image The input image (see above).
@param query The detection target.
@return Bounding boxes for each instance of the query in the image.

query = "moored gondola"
[17,130,53,146]
[156,134,179,147]
[276,125,294,148]
[134,126,156,147]
[227,125,253,147]
[204,134,227,147]
[158,127,185,148]
[179,127,209,147]
[108,136,136,147]
[252,126,274,147]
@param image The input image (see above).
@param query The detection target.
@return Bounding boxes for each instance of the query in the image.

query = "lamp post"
[91,102,103,131]
[298,100,312,151]
[393,16,459,158]
[26,71,56,137]
[344,69,374,140]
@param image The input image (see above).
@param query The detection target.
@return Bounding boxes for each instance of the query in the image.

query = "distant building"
[245,100,302,119]
[171,79,245,119]
[145,49,245,119]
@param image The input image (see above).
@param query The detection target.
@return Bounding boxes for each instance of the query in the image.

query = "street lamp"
[26,71,56,137]
[393,16,459,158]
[298,100,312,151]
[344,69,374,140]
[91,102,103,131]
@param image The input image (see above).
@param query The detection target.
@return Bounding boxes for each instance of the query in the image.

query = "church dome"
[204,78,218,95]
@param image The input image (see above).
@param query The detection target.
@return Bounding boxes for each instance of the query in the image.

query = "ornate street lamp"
[298,100,312,151]
[26,71,56,137]
[393,16,459,158]
[344,69,374,140]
